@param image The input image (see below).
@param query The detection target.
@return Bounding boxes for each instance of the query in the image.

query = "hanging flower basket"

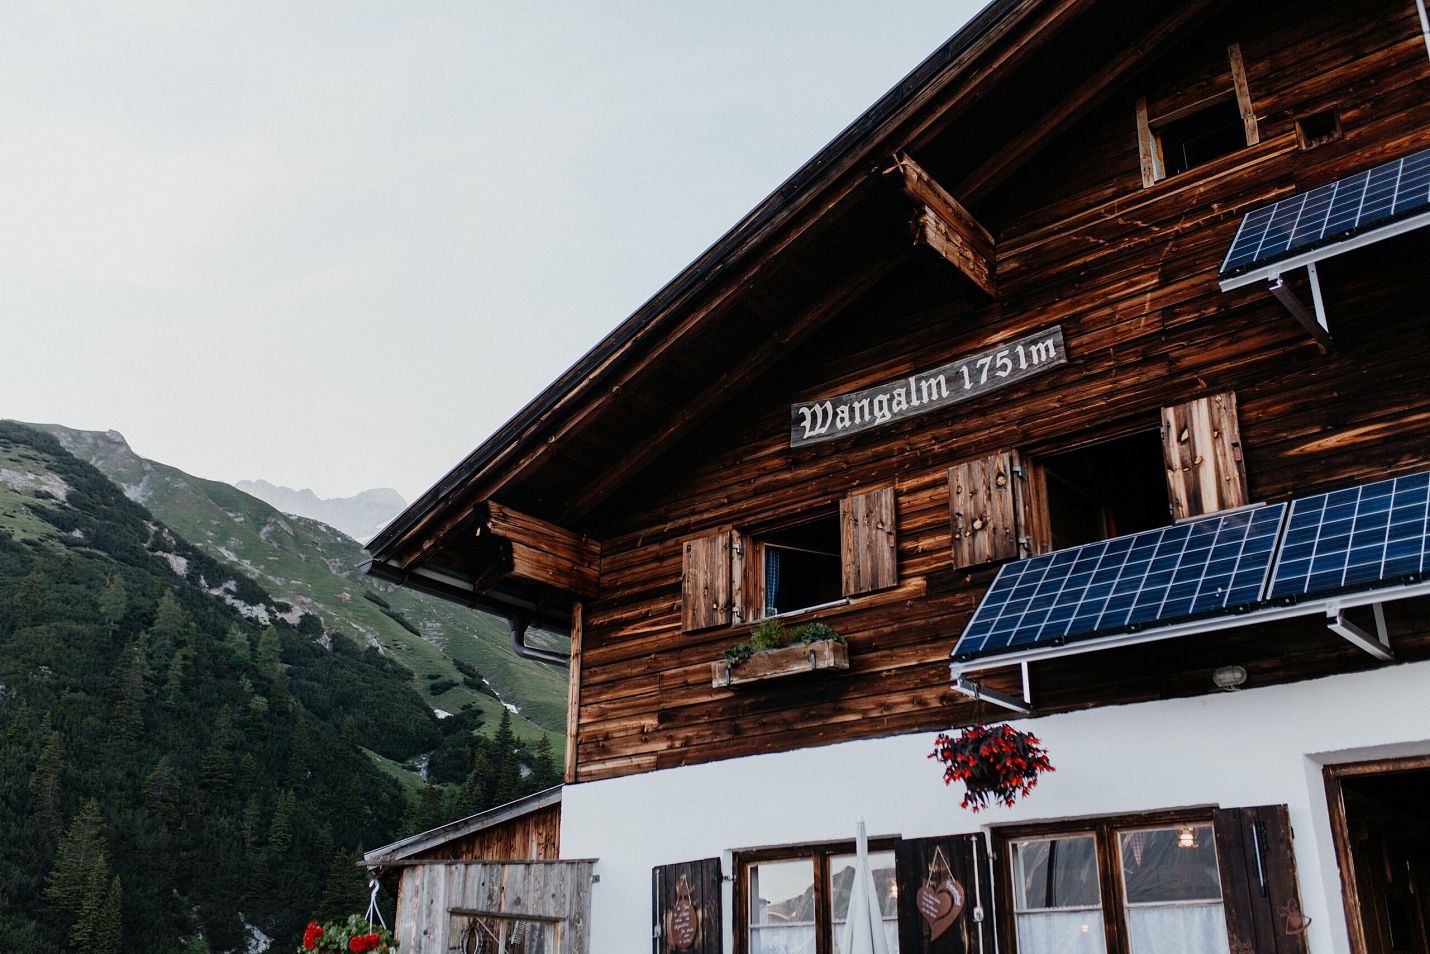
[300,915,399,953]
[930,723,1053,812]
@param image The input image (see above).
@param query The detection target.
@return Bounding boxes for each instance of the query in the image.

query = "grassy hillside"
[24,424,566,749]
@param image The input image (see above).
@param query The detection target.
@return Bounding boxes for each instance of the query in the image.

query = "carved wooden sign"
[789,326,1067,447]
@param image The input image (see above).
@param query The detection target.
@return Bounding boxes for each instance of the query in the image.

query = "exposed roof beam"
[559,247,908,523]
[893,153,995,297]
[956,0,1231,202]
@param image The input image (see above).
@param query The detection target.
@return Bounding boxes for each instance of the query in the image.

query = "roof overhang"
[364,785,563,867]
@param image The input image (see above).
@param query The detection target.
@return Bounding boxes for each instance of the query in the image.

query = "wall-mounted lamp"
[1212,665,1248,691]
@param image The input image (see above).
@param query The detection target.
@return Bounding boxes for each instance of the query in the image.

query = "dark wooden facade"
[369,0,1430,786]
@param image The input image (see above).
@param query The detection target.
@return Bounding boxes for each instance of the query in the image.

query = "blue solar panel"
[1220,144,1430,277]
[954,504,1287,662]
[1267,470,1430,600]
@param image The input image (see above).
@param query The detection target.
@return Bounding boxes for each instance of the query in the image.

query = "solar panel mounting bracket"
[950,663,1033,715]
[1266,268,1330,347]
[1324,601,1393,662]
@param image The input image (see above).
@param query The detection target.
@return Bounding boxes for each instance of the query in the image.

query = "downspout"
[508,610,571,668]
[1418,0,1430,64]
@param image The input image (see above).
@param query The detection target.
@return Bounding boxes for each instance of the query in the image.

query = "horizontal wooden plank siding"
[541,0,1430,782]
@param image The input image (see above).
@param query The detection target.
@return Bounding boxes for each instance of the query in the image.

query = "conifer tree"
[223,623,251,664]
[29,726,63,835]
[99,573,127,636]
[266,790,296,855]
[44,799,109,919]
[530,735,559,790]
[69,857,111,948]
[315,849,370,922]
[163,642,195,709]
[15,568,42,628]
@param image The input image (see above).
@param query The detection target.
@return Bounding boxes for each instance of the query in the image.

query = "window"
[1000,816,1232,954]
[948,392,1249,569]
[1035,430,1169,551]
[1135,44,1258,186]
[760,516,843,617]
[1153,98,1246,178]
[740,844,899,954]
[681,487,897,632]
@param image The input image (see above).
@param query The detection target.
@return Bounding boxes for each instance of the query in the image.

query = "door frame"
[1323,754,1430,954]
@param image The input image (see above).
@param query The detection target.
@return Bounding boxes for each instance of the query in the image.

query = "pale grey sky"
[1,1,982,501]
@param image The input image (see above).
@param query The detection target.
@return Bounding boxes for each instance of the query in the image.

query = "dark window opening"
[1296,107,1342,150]
[1040,430,1169,550]
[763,516,841,616]
[1156,98,1246,177]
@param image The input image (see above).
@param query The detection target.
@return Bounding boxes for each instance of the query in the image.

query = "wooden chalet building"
[368,0,1430,950]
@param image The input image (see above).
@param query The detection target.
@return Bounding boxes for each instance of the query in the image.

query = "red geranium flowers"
[348,934,381,953]
[303,923,324,950]
[931,722,1054,812]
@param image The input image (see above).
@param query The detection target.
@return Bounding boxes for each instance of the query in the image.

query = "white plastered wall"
[561,658,1430,954]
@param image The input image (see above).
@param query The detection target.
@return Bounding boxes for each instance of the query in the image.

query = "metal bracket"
[950,663,1034,715]
[1267,268,1330,346]
[1325,602,1393,662]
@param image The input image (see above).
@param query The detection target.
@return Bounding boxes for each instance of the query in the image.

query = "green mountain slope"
[0,421,428,950]
[24,424,566,748]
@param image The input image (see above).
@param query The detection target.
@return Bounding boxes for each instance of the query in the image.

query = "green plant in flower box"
[723,620,845,667]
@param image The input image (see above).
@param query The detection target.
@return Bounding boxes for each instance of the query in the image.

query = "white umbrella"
[839,819,891,954]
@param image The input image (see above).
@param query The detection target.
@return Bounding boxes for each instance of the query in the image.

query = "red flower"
[349,939,364,953]
[304,923,324,950]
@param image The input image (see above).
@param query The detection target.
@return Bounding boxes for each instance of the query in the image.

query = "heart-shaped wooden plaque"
[670,896,698,950]
[916,878,965,943]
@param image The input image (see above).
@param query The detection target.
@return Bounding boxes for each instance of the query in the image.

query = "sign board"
[789,326,1067,447]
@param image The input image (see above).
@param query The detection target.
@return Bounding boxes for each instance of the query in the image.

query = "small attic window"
[1136,44,1258,187]
[1154,97,1246,177]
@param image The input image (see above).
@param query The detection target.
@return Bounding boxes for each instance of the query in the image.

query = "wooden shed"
[364,787,593,953]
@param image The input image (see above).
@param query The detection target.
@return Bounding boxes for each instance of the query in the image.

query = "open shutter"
[1162,392,1249,520]
[1214,805,1311,954]
[841,486,898,595]
[652,857,722,954]
[681,532,731,632]
[894,833,998,954]
[949,451,1024,568]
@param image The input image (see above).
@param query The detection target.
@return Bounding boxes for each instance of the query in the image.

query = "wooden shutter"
[681,532,731,632]
[841,486,899,596]
[1214,805,1311,954]
[652,857,722,954]
[894,833,998,954]
[1162,392,1249,520]
[949,451,1024,568]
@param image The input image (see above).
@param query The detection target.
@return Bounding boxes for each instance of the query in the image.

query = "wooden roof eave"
[367,0,1105,572]
[363,785,563,866]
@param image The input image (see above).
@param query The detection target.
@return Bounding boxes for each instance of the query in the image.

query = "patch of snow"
[433,708,453,720]
[502,701,520,715]
[68,528,86,540]
[0,467,70,502]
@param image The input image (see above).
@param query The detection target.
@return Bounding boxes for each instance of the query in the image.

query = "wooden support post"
[564,601,584,784]
[892,153,995,297]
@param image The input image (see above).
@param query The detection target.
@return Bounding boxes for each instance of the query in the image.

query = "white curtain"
[1016,912,1109,954]
[750,925,816,954]
[1125,905,1230,954]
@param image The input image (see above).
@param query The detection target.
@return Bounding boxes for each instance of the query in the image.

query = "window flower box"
[711,621,849,688]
